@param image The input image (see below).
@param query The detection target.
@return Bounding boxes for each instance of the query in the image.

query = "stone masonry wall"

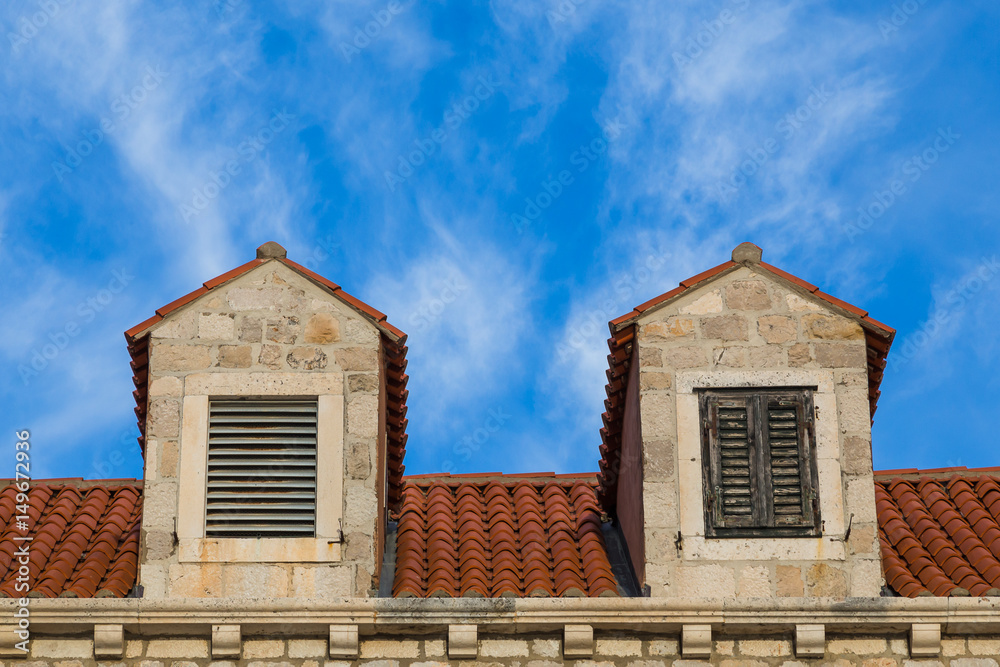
[139,262,383,599]
[12,631,1000,665]
[633,265,881,598]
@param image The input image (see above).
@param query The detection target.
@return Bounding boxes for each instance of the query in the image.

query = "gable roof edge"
[125,257,406,345]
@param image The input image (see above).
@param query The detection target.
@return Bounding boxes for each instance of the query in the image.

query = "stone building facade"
[3,241,1000,666]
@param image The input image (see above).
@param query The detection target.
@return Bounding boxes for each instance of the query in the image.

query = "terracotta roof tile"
[155,286,209,318]
[392,475,619,598]
[202,258,267,289]
[0,480,141,598]
[875,471,1000,597]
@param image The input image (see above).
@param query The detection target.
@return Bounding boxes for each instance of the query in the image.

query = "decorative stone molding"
[795,623,825,657]
[911,622,941,656]
[682,624,712,658]
[94,623,124,658]
[329,624,359,658]
[564,624,594,658]
[0,624,23,657]
[211,624,241,658]
[448,624,478,658]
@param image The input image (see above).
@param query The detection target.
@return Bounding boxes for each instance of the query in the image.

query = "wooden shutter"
[205,399,318,537]
[702,394,757,529]
[764,392,817,529]
[702,389,819,536]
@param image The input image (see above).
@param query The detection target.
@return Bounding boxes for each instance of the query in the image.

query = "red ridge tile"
[679,261,737,289]
[155,286,209,317]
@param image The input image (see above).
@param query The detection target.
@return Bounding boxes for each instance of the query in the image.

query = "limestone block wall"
[139,262,383,599]
[13,631,1000,665]
[632,266,882,598]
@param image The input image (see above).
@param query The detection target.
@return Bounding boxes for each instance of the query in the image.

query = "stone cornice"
[4,596,1000,635]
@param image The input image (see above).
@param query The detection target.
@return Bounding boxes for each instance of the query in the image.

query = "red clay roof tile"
[392,475,619,598]
[875,470,1000,597]
[203,258,267,289]
[0,480,141,599]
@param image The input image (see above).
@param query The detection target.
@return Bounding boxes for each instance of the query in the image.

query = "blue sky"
[2,1,999,481]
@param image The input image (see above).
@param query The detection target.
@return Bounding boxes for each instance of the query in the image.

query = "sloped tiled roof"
[876,467,1000,598]
[123,243,411,508]
[0,480,141,598]
[10,472,1000,600]
[392,474,620,598]
[599,243,895,508]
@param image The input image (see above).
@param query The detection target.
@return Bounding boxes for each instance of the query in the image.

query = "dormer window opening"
[700,388,821,537]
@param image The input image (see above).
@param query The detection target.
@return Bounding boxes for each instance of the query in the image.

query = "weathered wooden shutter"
[703,394,757,529]
[702,389,819,536]
[205,399,317,537]
[764,392,817,529]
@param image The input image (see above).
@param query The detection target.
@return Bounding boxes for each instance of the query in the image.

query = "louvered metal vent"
[206,399,317,538]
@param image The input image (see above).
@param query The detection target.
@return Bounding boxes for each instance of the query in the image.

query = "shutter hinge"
[806,488,820,516]
[711,485,723,523]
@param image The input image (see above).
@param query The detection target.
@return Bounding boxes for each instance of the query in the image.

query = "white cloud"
[364,224,536,424]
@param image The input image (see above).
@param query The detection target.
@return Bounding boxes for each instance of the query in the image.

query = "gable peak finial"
[732,242,762,264]
[257,241,287,259]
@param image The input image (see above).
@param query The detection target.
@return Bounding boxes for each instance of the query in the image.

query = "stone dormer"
[124,242,408,599]
[601,243,895,599]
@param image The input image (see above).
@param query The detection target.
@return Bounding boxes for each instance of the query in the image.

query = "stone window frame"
[175,372,345,563]
[674,369,848,562]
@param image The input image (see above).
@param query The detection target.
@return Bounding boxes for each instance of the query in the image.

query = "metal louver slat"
[205,399,318,538]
